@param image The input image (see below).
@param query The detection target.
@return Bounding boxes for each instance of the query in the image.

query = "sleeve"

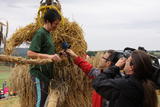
[92,66,123,100]
[74,56,101,78]
[88,68,101,77]
[29,32,43,53]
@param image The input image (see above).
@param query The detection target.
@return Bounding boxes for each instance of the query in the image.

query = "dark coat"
[93,66,144,107]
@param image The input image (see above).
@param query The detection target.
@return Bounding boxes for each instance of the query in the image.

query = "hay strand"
[0,54,52,64]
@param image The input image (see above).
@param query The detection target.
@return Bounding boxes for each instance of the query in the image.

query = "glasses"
[102,57,110,62]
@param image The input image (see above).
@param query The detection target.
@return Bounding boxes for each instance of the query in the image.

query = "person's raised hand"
[66,49,78,58]
[115,57,126,68]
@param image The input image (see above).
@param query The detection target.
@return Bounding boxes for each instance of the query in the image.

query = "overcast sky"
[0,0,160,51]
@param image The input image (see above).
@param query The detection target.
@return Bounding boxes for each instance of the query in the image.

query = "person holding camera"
[66,49,121,107]
[93,50,158,107]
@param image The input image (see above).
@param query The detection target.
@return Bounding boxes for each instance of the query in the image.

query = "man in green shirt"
[27,8,61,107]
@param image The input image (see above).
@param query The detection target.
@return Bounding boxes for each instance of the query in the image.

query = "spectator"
[2,80,7,92]
[93,50,158,107]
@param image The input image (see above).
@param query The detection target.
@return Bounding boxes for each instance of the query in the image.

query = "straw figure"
[6,1,95,107]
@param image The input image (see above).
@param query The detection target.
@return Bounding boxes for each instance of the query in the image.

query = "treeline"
[0,48,28,56]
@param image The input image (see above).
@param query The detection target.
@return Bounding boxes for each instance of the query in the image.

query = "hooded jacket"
[93,66,144,107]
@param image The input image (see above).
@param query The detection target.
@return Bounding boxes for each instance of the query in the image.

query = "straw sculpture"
[6,1,93,107]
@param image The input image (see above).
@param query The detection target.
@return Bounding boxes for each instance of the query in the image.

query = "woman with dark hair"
[93,50,158,107]
[27,8,62,107]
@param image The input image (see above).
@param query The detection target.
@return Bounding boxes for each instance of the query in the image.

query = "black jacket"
[92,66,144,107]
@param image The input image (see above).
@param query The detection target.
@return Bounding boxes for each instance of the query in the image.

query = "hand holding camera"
[115,57,127,69]
[66,49,78,58]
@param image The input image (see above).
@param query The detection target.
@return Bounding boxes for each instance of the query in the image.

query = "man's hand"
[49,54,62,62]
[59,50,67,56]
[66,49,78,58]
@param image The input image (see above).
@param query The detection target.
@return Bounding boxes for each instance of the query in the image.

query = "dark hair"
[106,49,118,65]
[131,50,153,80]
[105,50,118,65]
[131,50,158,107]
[44,8,61,23]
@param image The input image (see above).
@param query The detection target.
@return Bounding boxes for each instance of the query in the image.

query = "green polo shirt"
[29,27,55,82]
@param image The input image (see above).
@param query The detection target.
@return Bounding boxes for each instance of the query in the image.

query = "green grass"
[0,97,20,107]
[0,65,12,72]
[0,72,11,89]
[0,65,11,89]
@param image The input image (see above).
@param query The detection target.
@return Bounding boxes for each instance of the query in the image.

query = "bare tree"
[0,21,8,48]
[0,23,3,46]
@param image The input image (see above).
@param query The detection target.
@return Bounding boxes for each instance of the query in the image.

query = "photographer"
[93,50,158,107]
[66,49,121,107]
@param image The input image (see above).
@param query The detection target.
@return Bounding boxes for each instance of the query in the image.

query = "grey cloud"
[7,4,21,8]
[97,20,160,30]
[1,0,160,50]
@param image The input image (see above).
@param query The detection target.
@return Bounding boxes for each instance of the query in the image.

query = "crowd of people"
[26,8,159,107]
[66,49,158,107]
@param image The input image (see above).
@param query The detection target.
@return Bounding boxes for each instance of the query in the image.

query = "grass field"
[0,65,20,107]
[0,97,20,107]
[0,65,12,89]
[0,72,11,89]
[0,65,12,72]
[0,95,160,107]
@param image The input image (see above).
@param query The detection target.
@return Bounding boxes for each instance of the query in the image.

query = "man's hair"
[105,50,118,65]
[105,49,118,65]
[131,50,158,107]
[44,8,61,23]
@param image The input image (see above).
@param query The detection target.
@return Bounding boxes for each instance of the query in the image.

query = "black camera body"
[113,47,160,89]
[108,47,135,64]
[115,47,148,59]
[114,47,135,59]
